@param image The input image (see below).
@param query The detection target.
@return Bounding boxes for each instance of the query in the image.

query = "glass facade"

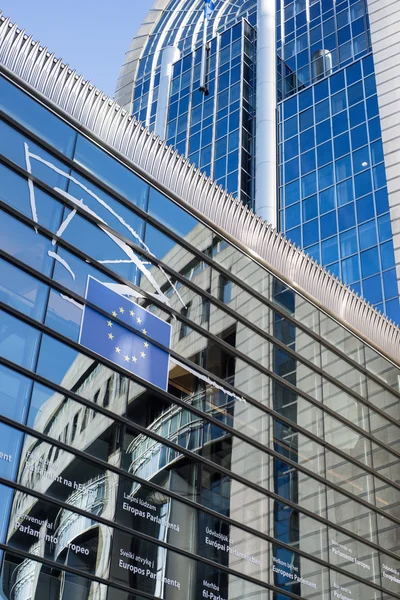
[278,54,399,320]
[0,72,399,600]
[164,20,255,205]
[121,0,400,323]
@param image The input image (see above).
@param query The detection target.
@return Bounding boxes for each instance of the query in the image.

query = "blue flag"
[79,277,171,391]
[204,0,215,19]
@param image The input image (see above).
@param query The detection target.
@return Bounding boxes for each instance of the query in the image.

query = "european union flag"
[79,277,171,391]
[204,0,215,19]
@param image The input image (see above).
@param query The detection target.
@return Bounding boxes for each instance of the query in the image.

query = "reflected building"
[115,0,400,322]
[0,10,399,600]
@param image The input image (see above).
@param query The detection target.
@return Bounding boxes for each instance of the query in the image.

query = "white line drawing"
[23,145,186,308]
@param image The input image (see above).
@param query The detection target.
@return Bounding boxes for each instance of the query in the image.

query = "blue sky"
[0,0,154,97]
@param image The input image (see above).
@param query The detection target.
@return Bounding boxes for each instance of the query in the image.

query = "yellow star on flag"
[137,317,142,324]
[108,333,114,340]
[132,356,138,363]
[142,328,147,335]
[115,346,121,354]
[144,341,149,348]
[107,320,113,327]
[130,310,135,317]
[124,355,130,362]
[140,351,146,358]
[119,307,124,313]
[112,311,117,317]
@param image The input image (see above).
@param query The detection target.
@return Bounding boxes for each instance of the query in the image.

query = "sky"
[0,0,154,97]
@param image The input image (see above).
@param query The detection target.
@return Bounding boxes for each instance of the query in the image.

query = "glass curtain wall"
[0,73,399,600]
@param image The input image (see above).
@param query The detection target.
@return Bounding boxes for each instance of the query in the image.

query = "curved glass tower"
[116,0,400,324]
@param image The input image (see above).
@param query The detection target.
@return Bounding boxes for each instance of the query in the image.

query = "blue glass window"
[285,179,300,205]
[368,116,381,141]
[286,226,302,247]
[370,140,384,166]
[300,129,315,152]
[349,102,366,128]
[375,188,389,215]
[303,219,319,245]
[356,194,374,223]
[330,70,345,94]
[285,158,299,182]
[342,254,360,284]
[305,243,320,262]
[299,87,313,111]
[332,111,348,136]
[314,79,329,102]
[361,246,380,277]
[216,117,228,139]
[214,156,226,180]
[317,141,333,166]
[338,203,356,230]
[300,108,314,131]
[0,310,40,371]
[320,187,336,214]
[285,136,299,160]
[322,237,339,264]
[284,96,297,119]
[383,269,398,299]
[189,133,201,153]
[334,132,350,158]
[354,170,372,197]
[386,298,400,323]
[328,262,340,278]
[315,99,330,123]
[363,275,383,305]
[340,228,358,257]
[335,155,352,182]
[337,178,353,206]
[0,120,69,191]
[359,220,378,250]
[381,240,395,270]
[347,81,364,106]
[302,195,318,221]
[318,163,334,190]
[316,120,331,145]
[373,164,386,190]
[0,76,77,157]
[352,147,370,174]
[351,124,368,150]
[331,91,347,114]
[366,95,379,119]
[346,60,362,84]
[285,116,298,139]
[362,55,374,77]
[74,136,149,209]
[301,150,316,175]
[302,171,317,197]
[0,258,48,322]
[286,202,301,229]
[321,211,337,237]
[378,214,392,242]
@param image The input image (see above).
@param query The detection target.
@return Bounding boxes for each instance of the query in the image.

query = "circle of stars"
[106,304,149,367]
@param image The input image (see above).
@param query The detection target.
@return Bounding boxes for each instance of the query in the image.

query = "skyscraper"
[115,0,400,322]
[0,8,400,600]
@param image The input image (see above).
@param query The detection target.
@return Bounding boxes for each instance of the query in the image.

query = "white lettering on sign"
[118,548,181,590]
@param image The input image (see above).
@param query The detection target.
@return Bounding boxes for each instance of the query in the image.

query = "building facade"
[1,10,400,600]
[115,0,400,323]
